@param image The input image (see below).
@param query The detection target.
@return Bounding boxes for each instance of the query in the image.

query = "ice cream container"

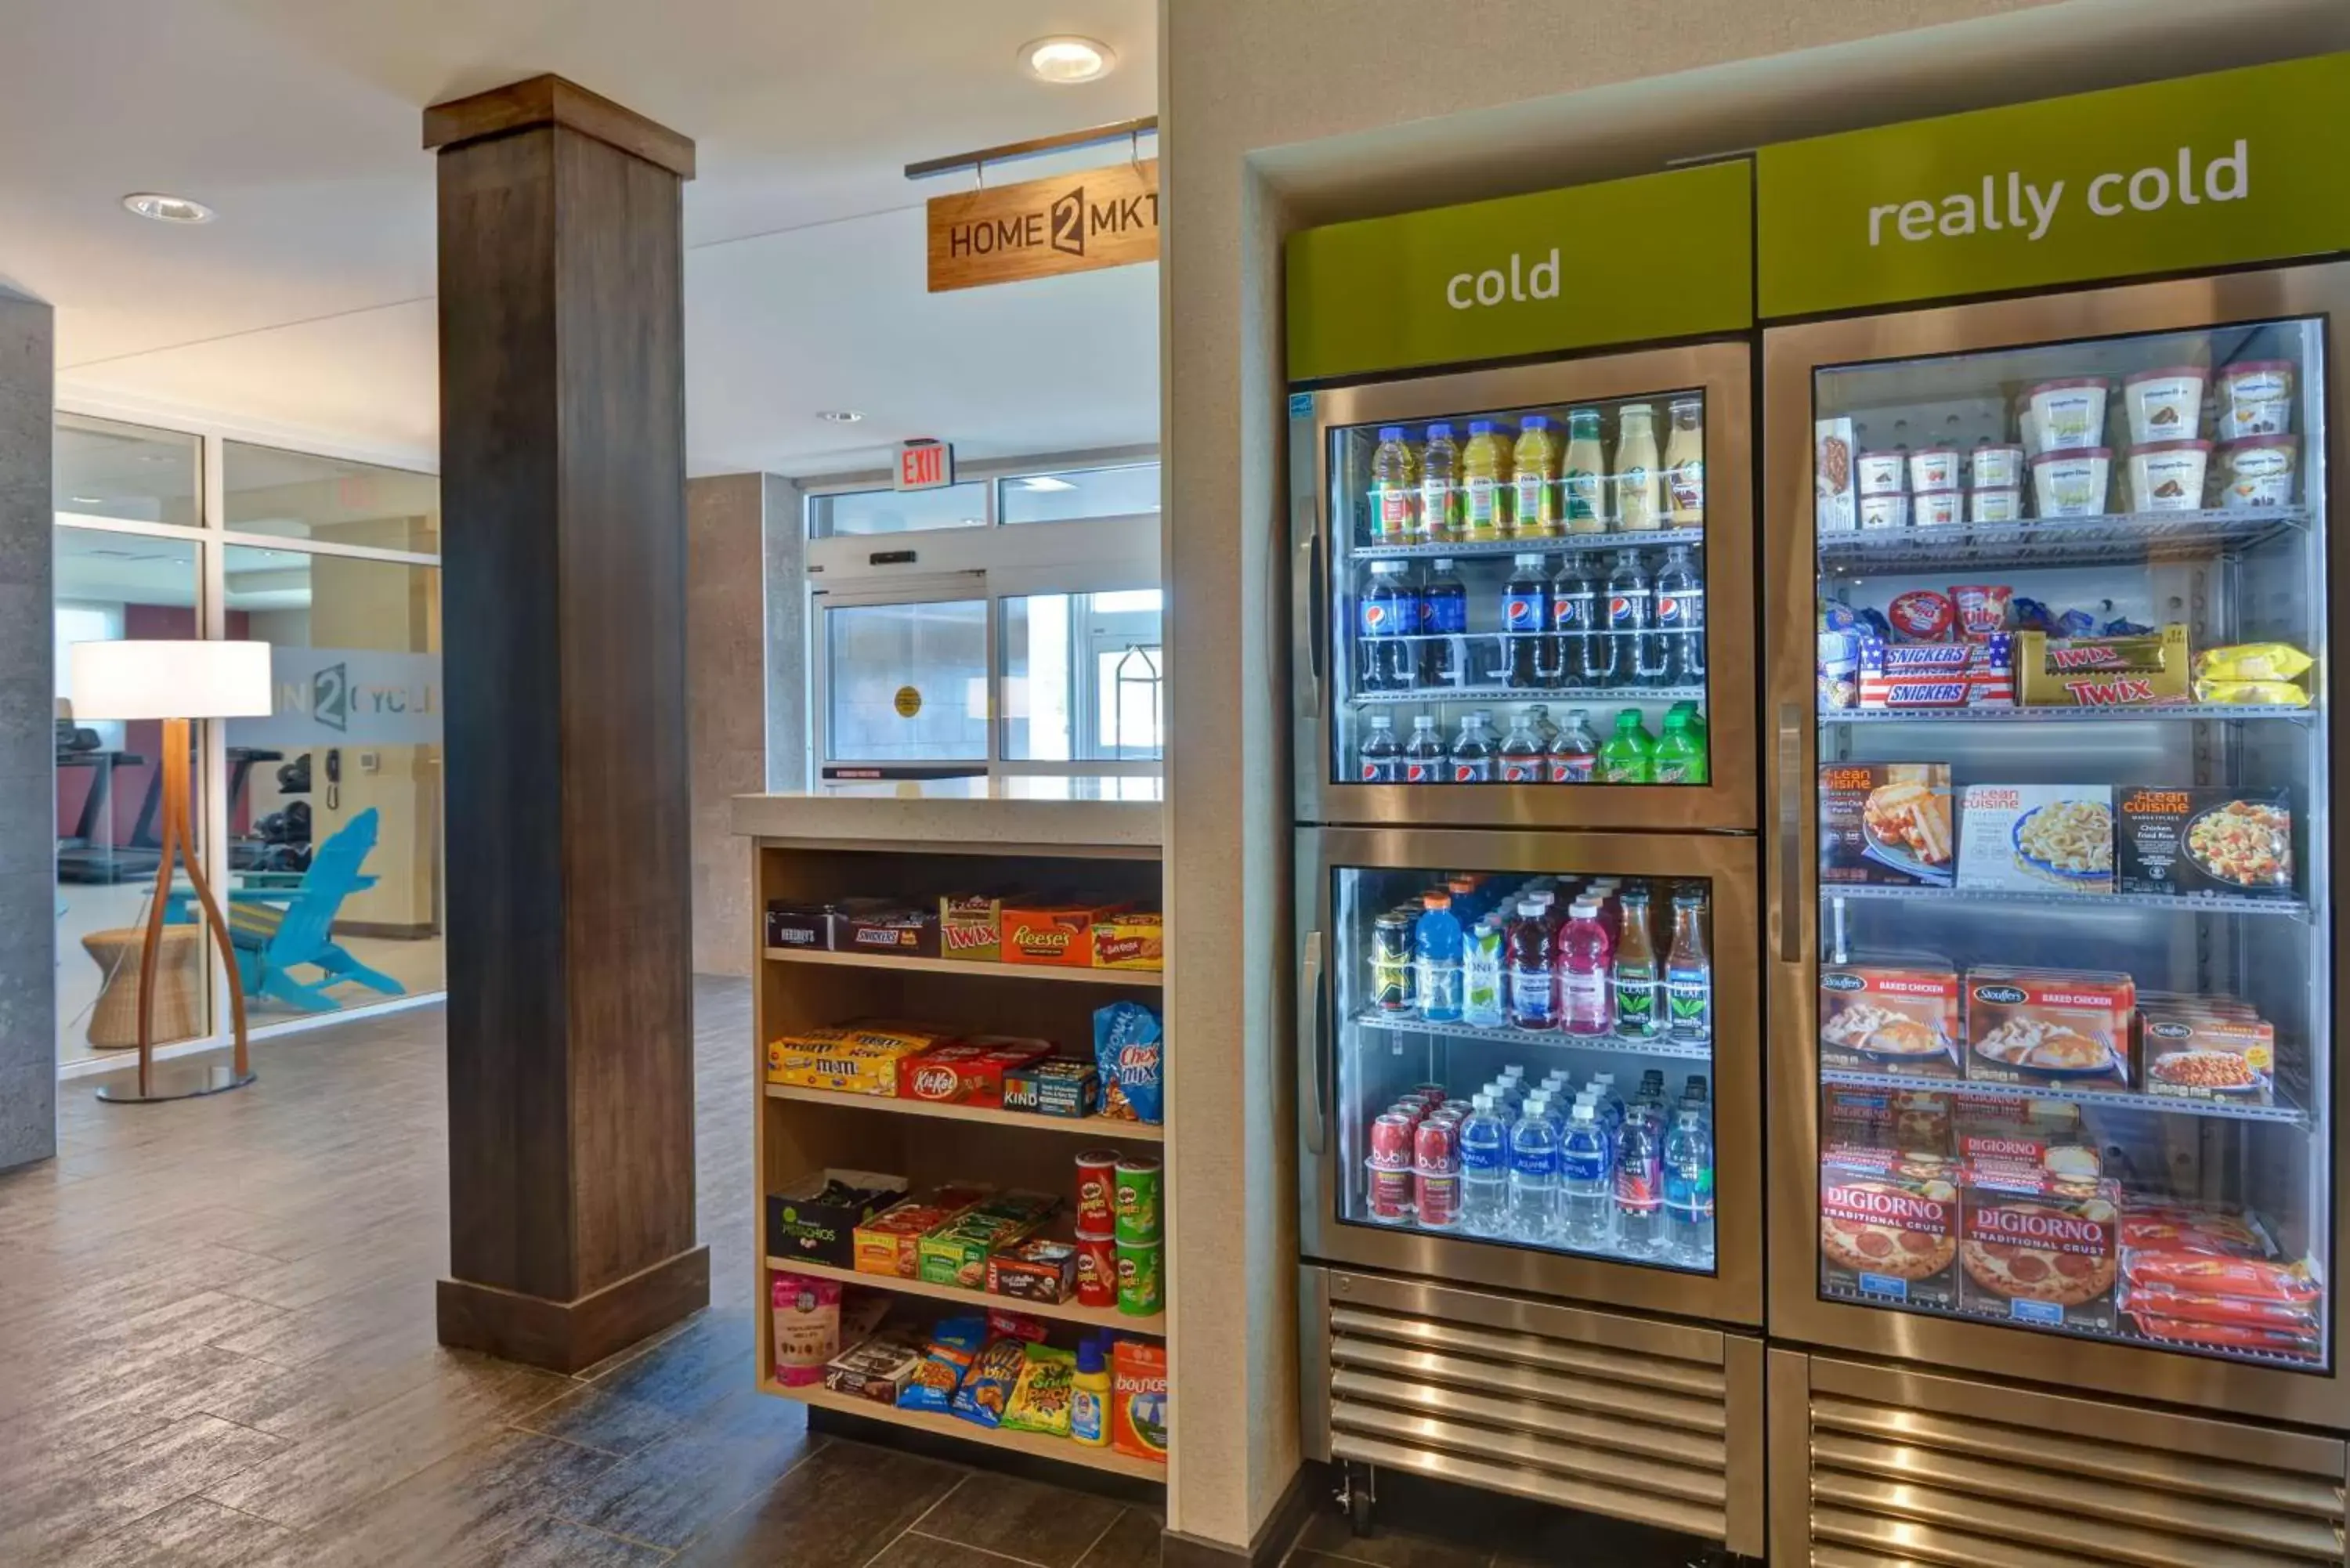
[1856,450,1908,497]
[2027,379,2109,453]
[1914,488,1961,528]
[2214,435,2298,510]
[1969,488,2023,524]
[2030,447,2111,518]
[2123,367,2206,445]
[1969,444,2025,491]
[1908,447,1961,494]
[2219,361,2295,438]
[2127,439,2211,514]
[1859,493,1909,531]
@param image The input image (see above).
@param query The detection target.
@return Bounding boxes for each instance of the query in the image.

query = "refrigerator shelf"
[1817,506,2306,574]
[1353,526,1705,562]
[1820,703,2313,725]
[1819,1068,2308,1125]
[1354,683,1707,706]
[1819,1284,2324,1372]
[1824,884,2308,918]
[1356,1010,1714,1060]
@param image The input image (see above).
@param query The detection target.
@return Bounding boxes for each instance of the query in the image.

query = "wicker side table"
[81,925,205,1050]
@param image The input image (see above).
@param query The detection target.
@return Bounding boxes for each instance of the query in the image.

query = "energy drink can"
[1372,913,1415,1012]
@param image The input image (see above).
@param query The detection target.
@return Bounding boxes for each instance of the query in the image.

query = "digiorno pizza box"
[1958,1168,2120,1331]
[1819,1149,1960,1310]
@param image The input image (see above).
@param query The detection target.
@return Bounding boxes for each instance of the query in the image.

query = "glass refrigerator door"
[1299,827,1761,1324]
[1292,345,1755,831]
[1804,312,2331,1378]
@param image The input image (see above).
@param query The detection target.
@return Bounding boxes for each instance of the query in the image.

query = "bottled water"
[1559,1101,1614,1250]
[1614,1101,1665,1256]
[1412,891,1462,1022]
[1462,918,1506,1027]
[1458,1093,1512,1237]
[1664,1107,1716,1265]
[1507,1095,1560,1241]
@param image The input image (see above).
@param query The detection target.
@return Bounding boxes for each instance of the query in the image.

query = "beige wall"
[688,473,772,977]
[1159,0,2350,1550]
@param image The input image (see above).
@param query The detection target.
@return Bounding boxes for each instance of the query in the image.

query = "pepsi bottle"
[1419,557,1468,688]
[1596,549,1650,690]
[1653,544,1705,688]
[1502,553,1549,690]
[1358,560,1416,692]
[1550,556,1598,690]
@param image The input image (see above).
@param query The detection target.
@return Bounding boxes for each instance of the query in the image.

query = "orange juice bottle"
[1461,420,1509,542]
[1511,416,1562,537]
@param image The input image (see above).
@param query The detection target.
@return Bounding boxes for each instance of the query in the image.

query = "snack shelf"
[1819,704,2313,725]
[764,948,1163,987]
[1354,680,1706,706]
[1816,1288,2320,1372]
[763,1256,1163,1335]
[763,1082,1167,1142]
[1355,1010,1714,1061]
[1819,1068,2308,1125]
[760,1378,1169,1482]
[1824,884,2308,918]
[1817,506,2306,573]
[1354,526,1705,562]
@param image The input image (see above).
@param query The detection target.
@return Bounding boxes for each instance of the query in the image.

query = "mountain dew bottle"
[1651,706,1708,785]
[1598,709,1654,783]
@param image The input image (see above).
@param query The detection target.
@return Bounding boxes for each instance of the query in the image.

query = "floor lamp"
[69,639,273,1104]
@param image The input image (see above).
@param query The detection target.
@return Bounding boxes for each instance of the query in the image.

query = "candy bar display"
[764,1011,1155,1125]
[762,892,1165,970]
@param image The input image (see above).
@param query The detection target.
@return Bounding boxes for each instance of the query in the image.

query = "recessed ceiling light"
[816,410,865,424]
[1016,475,1077,492]
[1021,36,1114,84]
[123,192,215,224]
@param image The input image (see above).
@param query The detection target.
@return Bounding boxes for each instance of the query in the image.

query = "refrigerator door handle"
[1300,927,1329,1156]
[1304,522,1326,699]
[1777,702,1804,965]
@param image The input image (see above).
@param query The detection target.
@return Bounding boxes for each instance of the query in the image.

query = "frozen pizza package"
[1958,1168,2121,1332]
[1819,1148,1959,1310]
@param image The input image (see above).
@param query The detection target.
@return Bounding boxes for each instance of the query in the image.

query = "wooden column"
[425,75,707,1372]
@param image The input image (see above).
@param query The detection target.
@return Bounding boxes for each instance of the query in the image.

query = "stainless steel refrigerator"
[1291,344,1767,1555]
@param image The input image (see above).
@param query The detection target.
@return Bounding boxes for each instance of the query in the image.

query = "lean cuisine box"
[2115,787,2294,899]
[1819,764,1953,888]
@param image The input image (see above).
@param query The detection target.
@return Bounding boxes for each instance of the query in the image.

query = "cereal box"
[1964,967,2135,1089]
[1091,912,1165,970]
[1820,1148,1960,1309]
[898,1038,1054,1107]
[1819,764,1953,888]
[2115,787,2294,900]
[1820,956,1962,1078]
[765,1021,955,1095]
[938,894,1005,962]
[1958,785,2115,896]
[1958,1168,2121,1331]
[2016,623,2190,707]
[1003,903,1112,968]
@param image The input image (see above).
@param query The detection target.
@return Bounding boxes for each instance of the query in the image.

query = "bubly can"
[1365,1162,1415,1222]
[1368,1111,1417,1166]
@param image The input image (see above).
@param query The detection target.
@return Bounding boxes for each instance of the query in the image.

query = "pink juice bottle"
[1558,898,1614,1038]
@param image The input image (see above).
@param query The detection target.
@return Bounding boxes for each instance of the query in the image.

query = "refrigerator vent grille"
[1802,1389,2348,1567]
[1322,1301,1730,1541]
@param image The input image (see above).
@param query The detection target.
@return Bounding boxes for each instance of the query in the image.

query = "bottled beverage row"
[1361,401,1705,544]
[1364,1067,1716,1266]
[1361,703,1708,786]
[1358,547,1706,692]
[1369,874,1712,1040]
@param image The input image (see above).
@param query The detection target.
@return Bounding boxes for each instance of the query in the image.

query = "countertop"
[731,775,1163,850]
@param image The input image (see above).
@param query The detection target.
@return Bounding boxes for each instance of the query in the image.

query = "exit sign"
[895,439,955,492]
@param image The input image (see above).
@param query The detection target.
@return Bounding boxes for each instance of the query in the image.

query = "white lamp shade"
[68,640,273,721]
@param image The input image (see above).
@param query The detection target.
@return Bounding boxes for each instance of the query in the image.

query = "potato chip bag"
[2193,642,2313,684]
[897,1317,985,1414]
[2193,677,2310,707]
[1000,1344,1077,1437]
[950,1335,1028,1429]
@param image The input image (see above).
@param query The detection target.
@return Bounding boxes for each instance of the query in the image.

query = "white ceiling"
[3,0,1160,476]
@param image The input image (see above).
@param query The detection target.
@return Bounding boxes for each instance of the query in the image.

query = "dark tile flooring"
[0,981,1166,1566]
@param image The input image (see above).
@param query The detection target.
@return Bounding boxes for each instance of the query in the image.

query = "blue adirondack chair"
[168,807,407,1012]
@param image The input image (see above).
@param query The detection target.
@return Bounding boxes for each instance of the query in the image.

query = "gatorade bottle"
[1511,416,1562,537]
[1418,558,1468,688]
[1599,709,1655,783]
[1460,420,1509,542]
[1401,715,1448,784]
[1369,426,1419,545]
[1419,424,1462,544]
[1414,891,1463,1022]
[1651,707,1708,785]
[1548,708,1599,783]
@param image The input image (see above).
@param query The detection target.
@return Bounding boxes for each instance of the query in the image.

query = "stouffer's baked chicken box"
[1819,1147,1960,1309]
[1819,956,1962,1079]
[1964,967,2135,1089]
[1958,1168,2122,1331]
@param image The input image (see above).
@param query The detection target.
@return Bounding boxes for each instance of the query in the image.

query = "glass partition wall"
[49,414,443,1072]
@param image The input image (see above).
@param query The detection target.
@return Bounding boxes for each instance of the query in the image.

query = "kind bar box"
[1820,764,1954,887]
[2115,787,2295,899]
[2016,623,2189,707]
[898,1038,1054,1108]
[767,1169,909,1267]
[1820,1149,1960,1309]
[835,900,940,959]
[1091,912,1165,971]
[1003,1058,1100,1119]
[939,894,1005,962]
[1819,956,1962,1079]
[1964,967,2135,1089]
[1958,1169,2120,1331]
[1958,785,2114,896]
[1003,902,1114,968]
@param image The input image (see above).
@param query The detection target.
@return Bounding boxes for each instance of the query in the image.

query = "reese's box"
[1819,956,1962,1079]
[765,1021,955,1095]
[2115,787,2295,900]
[1963,967,2135,1089]
[1090,911,1165,970]
[1819,1147,1960,1310]
[1957,1168,2121,1332]
[1003,902,1115,968]
[898,1038,1054,1108]
[766,1169,909,1267]
[1819,764,1954,888]
[2016,623,2189,707]
[939,894,1004,963]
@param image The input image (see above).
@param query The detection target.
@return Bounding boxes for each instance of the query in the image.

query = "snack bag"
[770,1273,844,1388]
[2193,677,2310,707]
[2195,642,2313,684]
[951,1335,1029,1429]
[1094,1001,1165,1124]
[988,1306,1049,1344]
[1000,1344,1078,1437]
[898,1317,985,1414]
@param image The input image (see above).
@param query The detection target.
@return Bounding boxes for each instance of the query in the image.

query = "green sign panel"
[1285,161,1752,383]
[1759,52,2350,318]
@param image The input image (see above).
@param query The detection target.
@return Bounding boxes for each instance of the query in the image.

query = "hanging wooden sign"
[927,158,1159,292]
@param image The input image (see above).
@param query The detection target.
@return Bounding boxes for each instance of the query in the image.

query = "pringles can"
[1075,1149,1119,1233]
[1115,1238,1163,1316]
[1114,1154,1163,1243]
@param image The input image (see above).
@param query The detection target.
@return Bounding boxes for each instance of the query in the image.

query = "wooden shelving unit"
[761,1378,1168,1481]
[762,1255,1165,1334]
[763,1082,1166,1143]
[766,946,1162,988]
